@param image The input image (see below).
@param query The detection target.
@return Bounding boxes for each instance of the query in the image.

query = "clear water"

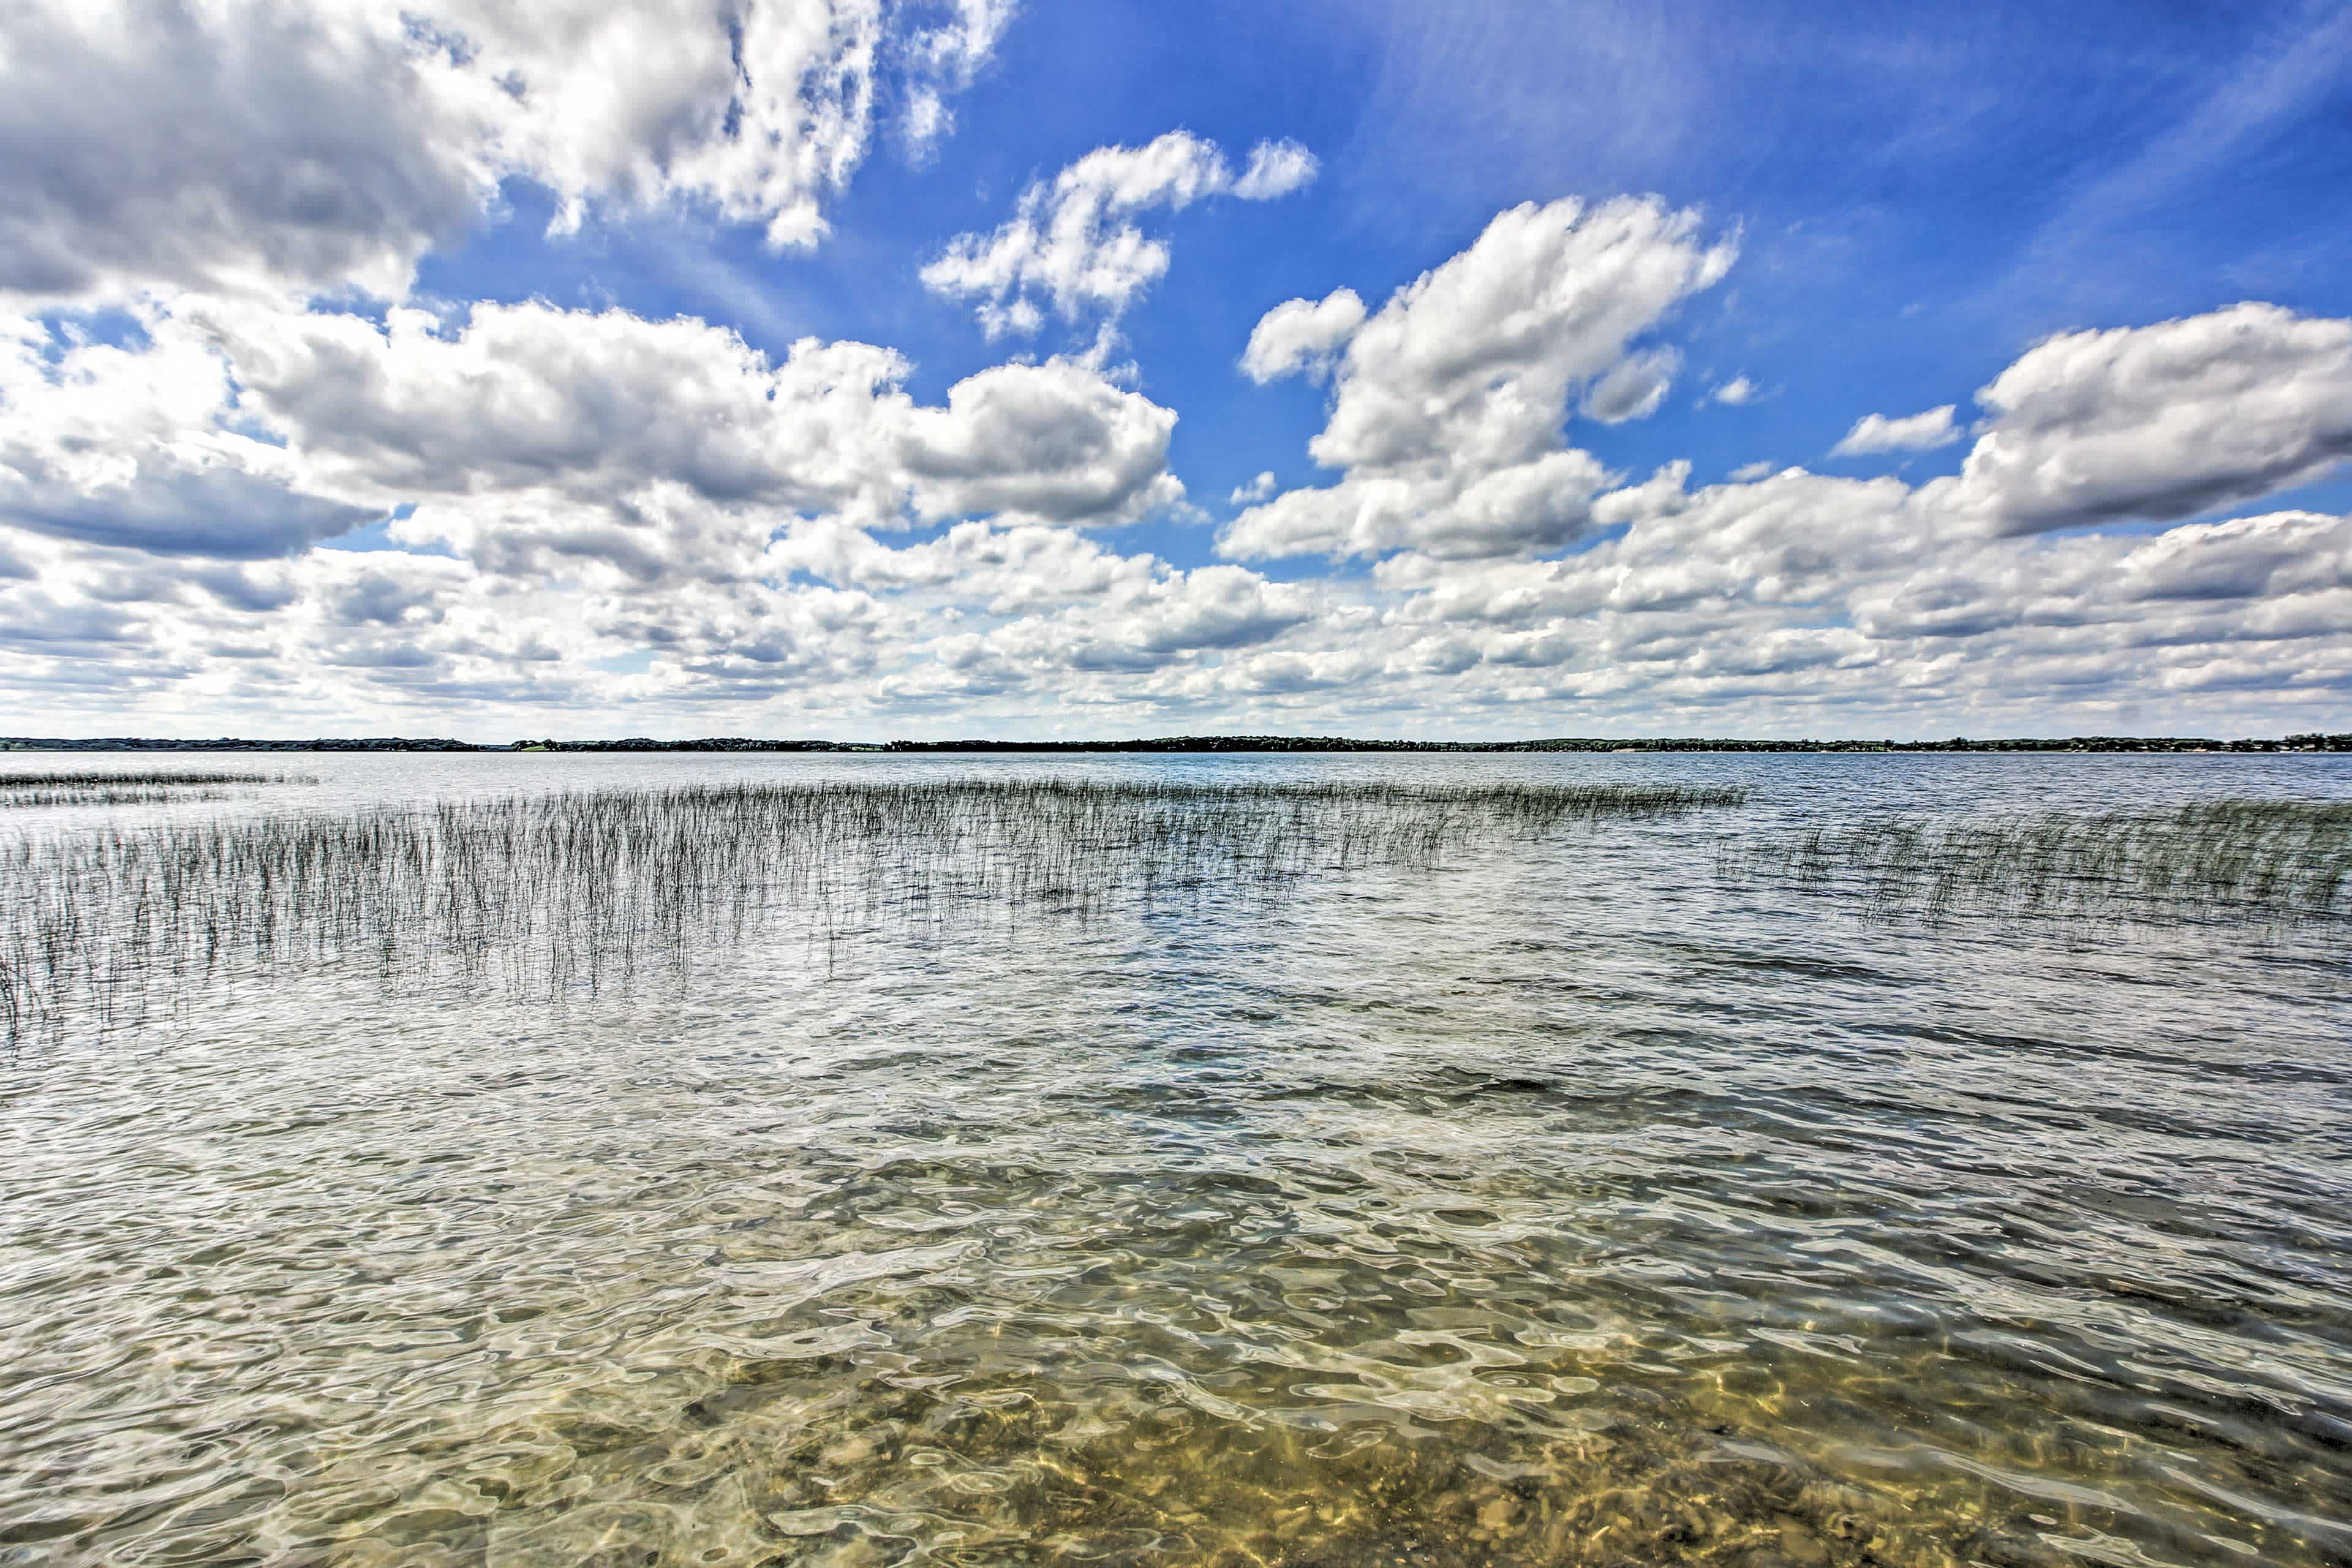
[2,753,2348,1567]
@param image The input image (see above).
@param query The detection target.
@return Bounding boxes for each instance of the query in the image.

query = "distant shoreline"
[6,733,2349,755]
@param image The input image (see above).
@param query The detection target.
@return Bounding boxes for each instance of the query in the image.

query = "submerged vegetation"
[0,778,1744,1042]
[1770,799,2352,927]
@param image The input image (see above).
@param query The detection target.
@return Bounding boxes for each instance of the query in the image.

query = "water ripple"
[2,753,2348,1566]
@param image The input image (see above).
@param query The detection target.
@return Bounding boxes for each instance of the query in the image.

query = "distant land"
[5,734,2350,755]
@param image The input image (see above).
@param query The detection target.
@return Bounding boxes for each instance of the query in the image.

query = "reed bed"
[0,778,1744,1042]
[0,770,298,788]
[0,788,238,808]
[1768,799,2352,927]
[0,770,308,810]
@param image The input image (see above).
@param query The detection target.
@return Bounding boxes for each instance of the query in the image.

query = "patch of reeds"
[0,778,1745,1042]
[0,788,237,808]
[0,770,297,787]
[0,771,308,809]
[1758,799,2352,928]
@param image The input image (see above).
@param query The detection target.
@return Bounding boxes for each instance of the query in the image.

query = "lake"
[1,752,2346,1567]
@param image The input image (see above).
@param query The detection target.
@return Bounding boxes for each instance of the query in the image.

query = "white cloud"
[1711,375,1757,405]
[1229,472,1277,505]
[1582,347,1678,423]
[206,300,913,527]
[896,0,1020,158]
[1223,195,1735,562]
[219,298,1181,536]
[898,357,1184,525]
[1945,302,2352,534]
[9,262,2352,737]
[1239,288,1366,383]
[0,290,1182,596]
[773,518,1312,681]
[1728,460,1775,481]
[1051,565,1312,671]
[1305,197,1733,474]
[922,130,1315,335]
[1830,404,1962,456]
[0,0,1011,307]
[0,309,374,558]
[1232,138,1321,200]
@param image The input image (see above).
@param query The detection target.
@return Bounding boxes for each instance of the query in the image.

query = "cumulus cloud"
[1329,340,2352,728]
[1239,288,1366,383]
[0,309,376,557]
[9,181,2352,737]
[771,518,1311,682]
[1053,566,1311,672]
[0,0,1012,306]
[1223,196,1735,561]
[922,131,1317,334]
[899,357,1185,524]
[1830,405,1962,456]
[1360,463,2352,726]
[208,301,910,518]
[1711,376,1757,406]
[1945,302,2352,534]
[0,289,1183,594]
[1583,347,1679,423]
[1845,508,2352,647]
[214,299,1182,539]
[1303,197,1734,475]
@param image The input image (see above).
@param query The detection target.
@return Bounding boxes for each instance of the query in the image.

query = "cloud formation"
[1238,288,1365,383]
[1,290,1186,602]
[3,67,2350,748]
[921,131,1318,336]
[0,0,1014,306]
[1946,302,2352,534]
[1224,196,1735,560]
[1831,405,1962,456]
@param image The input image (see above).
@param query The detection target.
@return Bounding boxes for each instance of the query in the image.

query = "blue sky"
[2,0,2350,737]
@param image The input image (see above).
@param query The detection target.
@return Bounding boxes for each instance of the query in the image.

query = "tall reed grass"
[0,771,307,809]
[1770,799,2352,927]
[0,778,1744,1042]
[1,788,238,807]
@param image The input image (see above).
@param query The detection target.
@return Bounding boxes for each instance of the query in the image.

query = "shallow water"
[2,753,2349,1567]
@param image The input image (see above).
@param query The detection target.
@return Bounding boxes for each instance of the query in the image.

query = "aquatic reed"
[0,770,297,788]
[1771,799,2352,926]
[0,788,236,807]
[0,778,1745,1042]
[0,771,308,809]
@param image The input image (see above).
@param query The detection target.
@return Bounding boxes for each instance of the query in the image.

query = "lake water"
[2,752,2348,1567]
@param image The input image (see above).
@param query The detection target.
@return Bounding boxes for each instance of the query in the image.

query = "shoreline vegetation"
[4,731,2350,754]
